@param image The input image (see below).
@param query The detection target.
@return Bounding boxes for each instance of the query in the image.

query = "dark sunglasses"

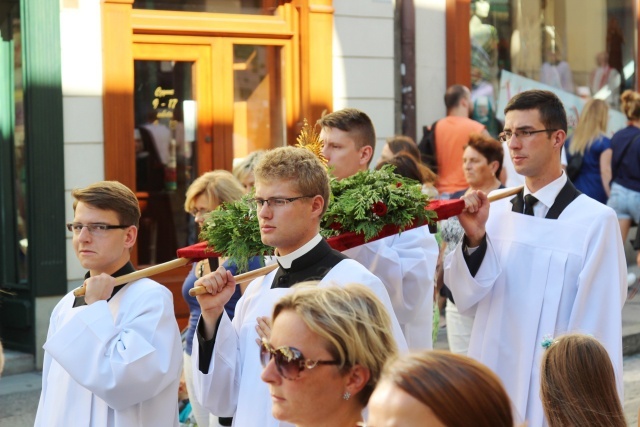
[259,339,340,380]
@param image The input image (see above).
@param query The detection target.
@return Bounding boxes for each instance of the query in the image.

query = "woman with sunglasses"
[260,283,398,427]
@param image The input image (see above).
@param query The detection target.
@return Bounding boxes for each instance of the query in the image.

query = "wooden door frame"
[102,0,334,190]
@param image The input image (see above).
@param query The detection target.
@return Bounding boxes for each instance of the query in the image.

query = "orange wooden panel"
[131,8,293,38]
[103,0,135,188]
[446,0,472,88]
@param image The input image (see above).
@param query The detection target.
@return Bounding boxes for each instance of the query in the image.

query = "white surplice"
[35,278,183,427]
[192,259,408,427]
[343,226,439,349]
[445,195,627,426]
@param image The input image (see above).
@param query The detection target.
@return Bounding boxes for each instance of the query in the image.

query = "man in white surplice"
[35,181,183,427]
[445,90,626,427]
[192,147,407,427]
[320,108,439,350]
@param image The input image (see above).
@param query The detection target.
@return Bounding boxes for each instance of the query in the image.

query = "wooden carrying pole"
[73,186,523,298]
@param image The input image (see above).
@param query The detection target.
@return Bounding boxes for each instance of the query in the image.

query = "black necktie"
[523,194,538,216]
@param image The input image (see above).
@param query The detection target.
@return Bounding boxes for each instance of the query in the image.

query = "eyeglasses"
[249,195,314,210]
[66,223,131,236]
[259,339,340,380]
[498,129,558,143]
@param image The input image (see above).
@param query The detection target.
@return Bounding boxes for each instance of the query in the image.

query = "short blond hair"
[72,181,140,227]
[184,170,245,213]
[272,283,398,405]
[232,150,265,185]
[254,147,330,216]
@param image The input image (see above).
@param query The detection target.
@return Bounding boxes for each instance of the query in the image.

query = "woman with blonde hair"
[564,98,612,203]
[182,170,262,427]
[540,334,625,427]
[367,350,514,427]
[260,283,398,427]
[232,150,265,193]
[608,90,640,277]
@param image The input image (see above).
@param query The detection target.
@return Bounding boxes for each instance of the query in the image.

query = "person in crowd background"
[232,150,265,193]
[432,85,487,198]
[182,170,263,427]
[320,108,439,350]
[608,89,640,271]
[564,99,612,204]
[540,333,625,427]
[367,350,514,427]
[35,181,183,426]
[540,50,574,94]
[589,51,621,108]
[377,135,438,198]
[438,133,504,355]
[192,146,406,427]
[446,90,626,425]
[376,152,438,199]
[261,283,397,427]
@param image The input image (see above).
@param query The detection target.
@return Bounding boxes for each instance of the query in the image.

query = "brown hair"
[376,152,436,184]
[72,181,140,228]
[184,170,245,213]
[620,89,640,121]
[540,334,625,427]
[379,351,514,427]
[465,133,504,178]
[317,108,376,153]
[273,283,398,406]
[254,146,331,216]
[504,90,568,133]
[385,135,421,160]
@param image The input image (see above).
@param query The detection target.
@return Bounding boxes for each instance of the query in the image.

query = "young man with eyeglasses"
[319,108,439,351]
[191,146,407,427]
[445,90,626,426]
[35,181,183,427]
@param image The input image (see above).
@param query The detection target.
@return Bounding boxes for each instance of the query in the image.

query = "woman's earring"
[343,391,351,401]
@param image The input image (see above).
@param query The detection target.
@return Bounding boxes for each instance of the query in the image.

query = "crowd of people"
[27,86,639,426]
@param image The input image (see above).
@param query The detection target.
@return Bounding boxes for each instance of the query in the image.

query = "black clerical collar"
[271,239,347,289]
[510,179,580,219]
[72,262,136,308]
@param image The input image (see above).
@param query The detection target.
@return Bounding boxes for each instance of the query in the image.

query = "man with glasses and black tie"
[444,90,626,426]
[191,146,407,427]
[35,181,183,427]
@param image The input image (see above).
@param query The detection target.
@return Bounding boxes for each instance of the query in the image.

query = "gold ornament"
[295,119,327,164]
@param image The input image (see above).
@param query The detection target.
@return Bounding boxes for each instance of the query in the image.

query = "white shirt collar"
[275,234,323,269]
[523,171,567,217]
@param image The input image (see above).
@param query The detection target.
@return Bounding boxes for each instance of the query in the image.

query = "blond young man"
[192,146,406,427]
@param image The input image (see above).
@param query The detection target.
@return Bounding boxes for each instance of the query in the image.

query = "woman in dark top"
[564,99,612,204]
[181,170,262,427]
[608,90,640,271]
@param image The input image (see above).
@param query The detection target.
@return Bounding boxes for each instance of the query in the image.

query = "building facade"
[0,0,635,368]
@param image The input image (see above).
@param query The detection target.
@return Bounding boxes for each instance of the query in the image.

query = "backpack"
[418,120,438,173]
[565,151,584,181]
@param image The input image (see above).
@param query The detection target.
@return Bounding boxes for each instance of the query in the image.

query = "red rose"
[371,201,388,216]
[396,182,402,188]
[329,222,342,231]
